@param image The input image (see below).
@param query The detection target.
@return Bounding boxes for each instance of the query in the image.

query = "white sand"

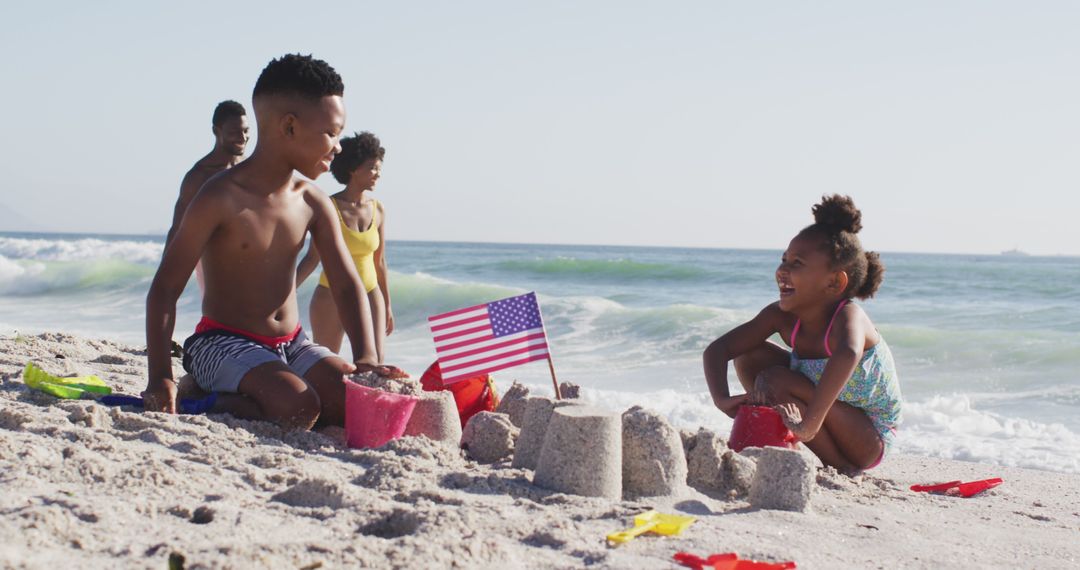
[2,332,1079,569]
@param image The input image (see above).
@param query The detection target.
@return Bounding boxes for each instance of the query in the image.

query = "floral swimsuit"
[789,299,903,455]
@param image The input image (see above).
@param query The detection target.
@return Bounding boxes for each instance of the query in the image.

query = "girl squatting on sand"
[703,195,903,473]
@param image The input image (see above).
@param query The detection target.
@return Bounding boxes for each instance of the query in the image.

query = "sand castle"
[621,406,687,498]
[533,405,623,499]
[461,411,518,463]
[402,390,461,446]
[685,428,757,498]
[748,446,816,512]
[348,372,812,509]
[512,396,582,470]
[494,381,531,427]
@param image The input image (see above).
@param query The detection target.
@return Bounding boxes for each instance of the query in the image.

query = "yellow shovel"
[606,510,696,545]
[22,362,111,400]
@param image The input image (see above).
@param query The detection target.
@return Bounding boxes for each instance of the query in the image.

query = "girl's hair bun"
[812,194,862,234]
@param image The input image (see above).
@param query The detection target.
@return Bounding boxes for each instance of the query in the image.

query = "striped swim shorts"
[182,319,335,393]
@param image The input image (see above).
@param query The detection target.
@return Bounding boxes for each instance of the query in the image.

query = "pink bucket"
[729,405,798,453]
[344,380,419,449]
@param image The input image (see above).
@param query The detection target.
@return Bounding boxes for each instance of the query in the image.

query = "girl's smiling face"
[776,233,840,312]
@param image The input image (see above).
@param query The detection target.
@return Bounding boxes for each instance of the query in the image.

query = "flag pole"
[533,292,562,400]
[547,355,562,400]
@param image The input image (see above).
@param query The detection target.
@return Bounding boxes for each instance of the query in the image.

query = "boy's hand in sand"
[142,380,178,414]
[354,361,409,379]
[328,358,405,379]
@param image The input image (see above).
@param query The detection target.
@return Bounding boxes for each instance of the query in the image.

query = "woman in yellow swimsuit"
[296,132,393,362]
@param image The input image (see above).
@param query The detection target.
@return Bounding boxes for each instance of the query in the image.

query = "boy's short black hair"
[211,100,246,127]
[330,132,386,185]
[252,54,344,101]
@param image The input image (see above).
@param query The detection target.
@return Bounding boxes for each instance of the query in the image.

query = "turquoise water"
[2,231,1078,473]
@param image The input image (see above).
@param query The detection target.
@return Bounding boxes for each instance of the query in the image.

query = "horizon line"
[0,229,1075,260]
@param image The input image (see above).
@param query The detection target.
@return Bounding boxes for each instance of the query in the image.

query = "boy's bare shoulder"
[196,168,239,196]
[186,168,247,213]
[294,177,332,207]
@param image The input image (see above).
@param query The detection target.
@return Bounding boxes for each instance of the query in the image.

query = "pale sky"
[1,1,1077,255]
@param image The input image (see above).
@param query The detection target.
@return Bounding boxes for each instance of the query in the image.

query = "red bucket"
[729,405,798,452]
[344,380,419,449]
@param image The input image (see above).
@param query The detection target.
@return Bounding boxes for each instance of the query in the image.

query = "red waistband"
[195,316,302,348]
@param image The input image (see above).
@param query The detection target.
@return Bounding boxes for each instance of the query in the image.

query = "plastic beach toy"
[606,511,696,545]
[97,394,219,415]
[728,405,798,453]
[911,477,1003,498]
[23,362,112,400]
[674,552,796,570]
[344,380,419,449]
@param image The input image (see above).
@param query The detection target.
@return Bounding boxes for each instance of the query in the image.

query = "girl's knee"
[756,366,810,404]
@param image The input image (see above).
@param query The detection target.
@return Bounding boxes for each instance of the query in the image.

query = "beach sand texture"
[2,333,1079,569]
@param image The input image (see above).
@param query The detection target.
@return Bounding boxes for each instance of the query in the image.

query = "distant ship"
[1000,248,1030,257]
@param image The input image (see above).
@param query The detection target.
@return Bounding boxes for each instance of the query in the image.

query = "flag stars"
[488,293,544,337]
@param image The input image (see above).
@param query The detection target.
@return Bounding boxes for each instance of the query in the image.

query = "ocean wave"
[0,236,163,264]
[493,257,710,281]
[0,255,154,295]
[385,271,747,353]
[896,394,1080,473]
[545,297,746,357]
[386,272,526,327]
[879,323,1080,378]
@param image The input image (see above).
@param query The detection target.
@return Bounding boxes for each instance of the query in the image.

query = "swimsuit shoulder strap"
[789,319,801,349]
[331,197,346,223]
[823,299,849,357]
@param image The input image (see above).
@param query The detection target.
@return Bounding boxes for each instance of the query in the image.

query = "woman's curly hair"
[330,132,385,185]
[797,194,885,299]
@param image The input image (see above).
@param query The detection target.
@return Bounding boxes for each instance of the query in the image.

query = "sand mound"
[2,332,1078,568]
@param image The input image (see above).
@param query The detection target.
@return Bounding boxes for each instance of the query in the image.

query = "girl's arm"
[295,238,322,287]
[704,303,784,417]
[785,304,867,441]
[373,201,393,335]
[307,191,378,366]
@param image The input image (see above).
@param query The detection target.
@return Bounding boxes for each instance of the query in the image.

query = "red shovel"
[675,552,796,570]
[911,477,1003,498]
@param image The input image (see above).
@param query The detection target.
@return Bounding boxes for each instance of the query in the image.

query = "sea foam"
[0,236,162,264]
[510,383,1080,474]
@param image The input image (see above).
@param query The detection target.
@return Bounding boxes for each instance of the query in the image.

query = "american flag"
[428,292,550,384]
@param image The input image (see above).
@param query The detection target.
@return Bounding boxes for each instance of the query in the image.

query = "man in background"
[166,101,249,290]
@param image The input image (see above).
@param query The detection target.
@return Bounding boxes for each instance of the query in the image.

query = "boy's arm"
[295,238,322,287]
[307,192,379,366]
[144,189,222,412]
[784,306,866,441]
[373,202,392,334]
[703,303,783,417]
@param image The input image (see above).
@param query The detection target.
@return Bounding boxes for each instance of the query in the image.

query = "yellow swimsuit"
[318,198,380,293]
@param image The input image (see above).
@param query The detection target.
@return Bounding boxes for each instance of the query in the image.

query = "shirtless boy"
[144,54,401,429]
